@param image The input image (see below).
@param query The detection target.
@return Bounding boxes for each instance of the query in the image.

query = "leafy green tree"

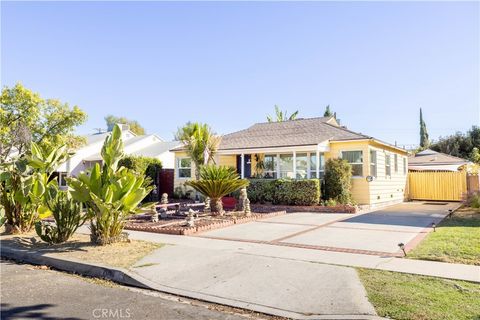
[175,122,221,179]
[419,108,430,149]
[470,147,480,164]
[430,126,480,163]
[105,115,145,135]
[0,83,87,162]
[185,165,249,215]
[267,105,299,122]
[323,105,333,117]
[324,158,353,204]
[67,124,152,245]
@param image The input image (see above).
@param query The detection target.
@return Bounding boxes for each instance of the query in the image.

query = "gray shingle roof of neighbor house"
[217,117,372,150]
[408,149,470,165]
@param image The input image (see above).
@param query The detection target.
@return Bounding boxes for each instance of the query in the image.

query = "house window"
[177,157,191,178]
[341,151,363,177]
[59,172,68,187]
[263,154,277,179]
[279,154,294,178]
[309,153,324,179]
[385,154,391,177]
[403,157,407,175]
[296,153,308,179]
[370,150,377,178]
[394,154,398,173]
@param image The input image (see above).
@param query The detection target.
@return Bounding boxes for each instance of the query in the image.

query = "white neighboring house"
[54,124,180,188]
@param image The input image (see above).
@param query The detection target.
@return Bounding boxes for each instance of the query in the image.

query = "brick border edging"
[124,211,287,236]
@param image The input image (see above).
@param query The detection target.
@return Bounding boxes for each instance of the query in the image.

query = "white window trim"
[385,153,392,178]
[177,157,192,179]
[394,154,398,173]
[59,172,68,187]
[341,150,364,178]
[370,150,377,178]
[263,154,277,179]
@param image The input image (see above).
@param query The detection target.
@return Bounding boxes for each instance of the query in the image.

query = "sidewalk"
[106,228,480,283]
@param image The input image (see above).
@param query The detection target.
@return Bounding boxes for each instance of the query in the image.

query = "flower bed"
[251,204,358,214]
[124,210,286,235]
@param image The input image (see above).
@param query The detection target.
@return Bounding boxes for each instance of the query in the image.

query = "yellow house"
[172,117,408,207]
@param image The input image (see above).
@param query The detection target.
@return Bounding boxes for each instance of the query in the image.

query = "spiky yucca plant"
[185,165,249,215]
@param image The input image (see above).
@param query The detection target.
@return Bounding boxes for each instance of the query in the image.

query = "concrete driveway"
[199,202,459,256]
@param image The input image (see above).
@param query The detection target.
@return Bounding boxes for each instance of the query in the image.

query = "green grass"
[407,207,480,265]
[358,269,480,320]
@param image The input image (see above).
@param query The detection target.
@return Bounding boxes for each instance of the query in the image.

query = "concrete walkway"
[132,245,377,319]
[120,228,480,283]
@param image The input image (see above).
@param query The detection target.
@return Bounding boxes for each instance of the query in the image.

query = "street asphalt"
[0,259,271,320]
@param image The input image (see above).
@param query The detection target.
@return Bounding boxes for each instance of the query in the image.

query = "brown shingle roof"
[408,149,469,165]
[218,117,371,150]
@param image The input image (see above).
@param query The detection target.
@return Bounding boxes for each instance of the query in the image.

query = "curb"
[0,244,383,320]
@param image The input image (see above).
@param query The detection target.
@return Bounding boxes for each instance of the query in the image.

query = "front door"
[236,154,252,178]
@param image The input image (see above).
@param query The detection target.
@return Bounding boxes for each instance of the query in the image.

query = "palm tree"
[176,122,221,180]
[185,165,249,215]
[267,105,299,122]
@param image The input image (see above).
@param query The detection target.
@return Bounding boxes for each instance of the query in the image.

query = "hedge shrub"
[247,179,320,206]
[323,158,352,204]
[119,155,162,201]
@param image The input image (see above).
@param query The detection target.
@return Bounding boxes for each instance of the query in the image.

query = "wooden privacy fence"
[467,174,480,193]
[408,171,467,201]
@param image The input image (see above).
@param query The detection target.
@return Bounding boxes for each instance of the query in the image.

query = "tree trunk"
[210,198,224,216]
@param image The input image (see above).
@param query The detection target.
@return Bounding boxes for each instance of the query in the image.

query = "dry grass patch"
[0,232,163,269]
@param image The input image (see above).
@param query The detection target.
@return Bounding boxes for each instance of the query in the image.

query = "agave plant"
[67,124,152,245]
[185,165,249,215]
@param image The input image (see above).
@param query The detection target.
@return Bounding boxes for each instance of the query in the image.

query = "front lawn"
[358,269,480,320]
[407,207,480,265]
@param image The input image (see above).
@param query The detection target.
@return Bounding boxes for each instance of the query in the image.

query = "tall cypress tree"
[419,108,430,148]
[324,105,333,117]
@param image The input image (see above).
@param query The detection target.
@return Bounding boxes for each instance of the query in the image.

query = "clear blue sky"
[2,1,479,147]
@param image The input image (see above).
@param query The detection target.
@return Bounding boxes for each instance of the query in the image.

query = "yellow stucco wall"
[327,140,408,206]
[218,155,236,168]
[326,141,371,204]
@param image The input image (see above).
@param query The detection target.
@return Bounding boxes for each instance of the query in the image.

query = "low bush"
[248,179,320,206]
[466,191,480,208]
[324,158,353,204]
